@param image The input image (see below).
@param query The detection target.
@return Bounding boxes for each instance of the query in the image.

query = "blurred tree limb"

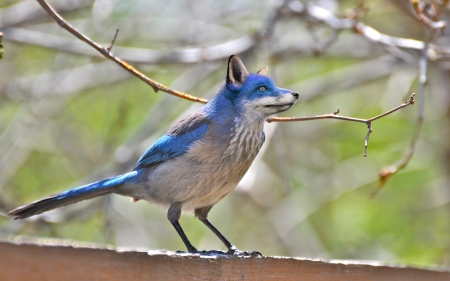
[375,0,448,192]
[32,0,442,193]
[34,0,417,160]
[0,0,435,216]
[268,94,416,157]
[36,0,208,104]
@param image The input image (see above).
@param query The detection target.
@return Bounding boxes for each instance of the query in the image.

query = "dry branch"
[3,27,255,65]
[106,29,119,53]
[35,0,208,104]
[33,0,427,193]
[295,0,450,58]
[268,94,415,156]
[374,55,428,194]
[33,0,418,158]
[373,0,446,194]
[411,0,447,31]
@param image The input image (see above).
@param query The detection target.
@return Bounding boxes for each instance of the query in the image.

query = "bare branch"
[0,0,93,29]
[35,0,208,104]
[288,1,450,62]
[364,123,373,157]
[267,94,415,124]
[375,52,428,195]
[3,27,254,65]
[29,1,420,163]
[372,0,445,195]
[105,29,119,53]
[411,0,447,31]
[268,94,415,156]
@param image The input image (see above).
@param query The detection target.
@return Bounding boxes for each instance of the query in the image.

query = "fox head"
[223,55,298,120]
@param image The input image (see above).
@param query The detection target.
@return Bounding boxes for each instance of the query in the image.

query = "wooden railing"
[1,237,449,280]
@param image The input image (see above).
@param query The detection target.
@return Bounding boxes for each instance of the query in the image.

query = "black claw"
[249,250,263,258]
[176,248,262,258]
[176,249,227,256]
[227,247,263,258]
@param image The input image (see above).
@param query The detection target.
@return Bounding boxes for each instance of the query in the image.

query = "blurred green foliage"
[0,0,449,268]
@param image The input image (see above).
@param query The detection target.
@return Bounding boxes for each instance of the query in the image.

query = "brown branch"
[268,94,415,157]
[106,29,119,53]
[35,0,208,104]
[31,0,417,159]
[411,0,447,31]
[2,27,254,65]
[374,53,429,195]
[0,0,93,29]
[290,1,450,60]
[373,0,442,196]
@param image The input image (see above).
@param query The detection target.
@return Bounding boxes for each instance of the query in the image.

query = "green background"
[0,0,449,268]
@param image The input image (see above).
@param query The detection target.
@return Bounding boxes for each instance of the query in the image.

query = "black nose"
[292,92,299,99]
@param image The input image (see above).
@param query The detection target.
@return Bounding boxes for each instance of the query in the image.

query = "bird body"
[9,55,298,255]
[118,94,266,212]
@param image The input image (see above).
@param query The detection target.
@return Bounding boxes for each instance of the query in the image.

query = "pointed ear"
[226,55,249,86]
[257,66,268,76]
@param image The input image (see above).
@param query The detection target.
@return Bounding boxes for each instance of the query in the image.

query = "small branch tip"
[409,93,415,104]
[106,29,120,52]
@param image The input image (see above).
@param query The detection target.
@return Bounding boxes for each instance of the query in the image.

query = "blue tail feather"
[9,171,138,219]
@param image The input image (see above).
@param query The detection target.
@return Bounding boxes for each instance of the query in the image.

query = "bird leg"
[168,202,197,253]
[198,217,236,252]
[171,221,198,253]
[195,207,262,257]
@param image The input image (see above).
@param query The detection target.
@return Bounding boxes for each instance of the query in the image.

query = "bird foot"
[176,249,226,256]
[176,248,262,258]
[227,247,263,258]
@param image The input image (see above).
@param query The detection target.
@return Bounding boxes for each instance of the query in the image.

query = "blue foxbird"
[9,55,298,255]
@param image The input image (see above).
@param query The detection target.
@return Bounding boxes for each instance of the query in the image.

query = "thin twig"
[26,0,450,66]
[268,94,415,156]
[375,52,428,195]
[2,27,254,65]
[0,0,93,29]
[35,0,208,104]
[31,0,414,156]
[290,1,450,61]
[373,0,444,195]
[105,29,119,53]
[411,0,446,31]
[267,94,415,124]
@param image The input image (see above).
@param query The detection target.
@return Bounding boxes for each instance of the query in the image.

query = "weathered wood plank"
[0,238,449,281]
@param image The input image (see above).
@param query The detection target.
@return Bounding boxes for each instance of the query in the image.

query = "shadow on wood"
[0,237,449,281]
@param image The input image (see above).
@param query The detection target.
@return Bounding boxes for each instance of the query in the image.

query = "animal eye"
[259,86,266,90]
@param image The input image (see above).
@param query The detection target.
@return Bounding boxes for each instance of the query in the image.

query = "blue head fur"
[207,55,298,123]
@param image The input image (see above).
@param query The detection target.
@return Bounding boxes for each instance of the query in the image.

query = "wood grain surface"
[0,238,449,281]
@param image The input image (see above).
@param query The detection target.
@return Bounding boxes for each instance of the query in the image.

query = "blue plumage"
[9,55,298,256]
[133,123,208,170]
[58,171,139,200]
[11,171,140,219]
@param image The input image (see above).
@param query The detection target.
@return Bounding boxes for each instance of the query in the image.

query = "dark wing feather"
[133,111,210,170]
